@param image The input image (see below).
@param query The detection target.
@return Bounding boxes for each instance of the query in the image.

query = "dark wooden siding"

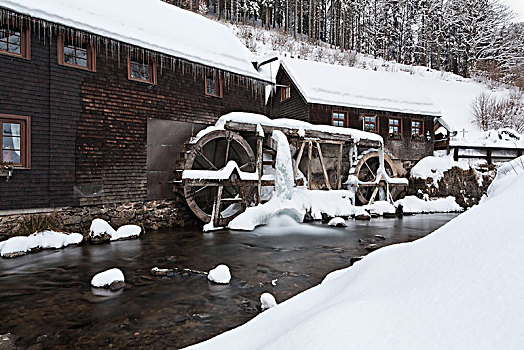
[0,20,266,210]
[309,103,435,167]
[268,68,309,121]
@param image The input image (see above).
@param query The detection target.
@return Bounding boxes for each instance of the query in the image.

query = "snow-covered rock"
[327,217,347,227]
[411,156,470,187]
[111,225,142,241]
[0,231,83,258]
[260,293,277,310]
[363,201,396,216]
[207,264,231,284]
[91,268,125,289]
[185,158,524,349]
[89,219,142,243]
[395,196,462,214]
[89,219,116,244]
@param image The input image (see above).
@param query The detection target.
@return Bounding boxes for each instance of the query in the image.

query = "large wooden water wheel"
[183,130,256,225]
[353,151,398,205]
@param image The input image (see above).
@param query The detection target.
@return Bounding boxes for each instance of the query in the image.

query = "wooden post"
[337,143,343,189]
[294,141,306,180]
[256,136,263,204]
[487,149,492,165]
[453,147,459,161]
[315,141,332,190]
[307,141,313,190]
[368,184,380,205]
[213,186,223,227]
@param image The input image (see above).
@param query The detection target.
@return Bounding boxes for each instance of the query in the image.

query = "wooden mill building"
[0,0,269,216]
[268,58,442,175]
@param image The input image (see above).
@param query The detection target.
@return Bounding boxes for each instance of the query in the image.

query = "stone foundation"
[0,200,199,241]
[407,166,495,208]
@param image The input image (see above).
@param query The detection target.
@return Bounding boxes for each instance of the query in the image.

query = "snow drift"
[186,158,524,349]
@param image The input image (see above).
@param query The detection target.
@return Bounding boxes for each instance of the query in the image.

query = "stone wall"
[0,200,199,241]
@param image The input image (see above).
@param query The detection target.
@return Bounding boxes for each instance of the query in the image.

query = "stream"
[0,213,458,349]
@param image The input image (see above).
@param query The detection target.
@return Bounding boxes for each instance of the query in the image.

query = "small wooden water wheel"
[353,151,398,205]
[183,130,256,225]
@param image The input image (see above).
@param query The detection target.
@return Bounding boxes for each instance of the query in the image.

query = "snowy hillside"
[186,157,524,349]
[229,23,520,142]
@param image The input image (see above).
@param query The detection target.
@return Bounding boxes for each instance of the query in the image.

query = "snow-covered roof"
[281,58,442,117]
[0,0,266,81]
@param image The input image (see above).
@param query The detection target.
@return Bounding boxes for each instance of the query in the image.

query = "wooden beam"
[307,141,313,190]
[293,140,306,180]
[337,143,343,189]
[256,136,263,204]
[213,186,223,227]
[315,141,331,190]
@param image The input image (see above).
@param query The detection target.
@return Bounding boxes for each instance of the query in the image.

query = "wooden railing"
[450,145,524,165]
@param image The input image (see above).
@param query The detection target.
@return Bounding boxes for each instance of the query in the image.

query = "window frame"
[363,114,379,133]
[280,84,291,101]
[0,114,31,169]
[411,119,424,141]
[57,33,96,72]
[388,117,402,139]
[0,22,30,60]
[127,55,157,85]
[332,111,347,127]
[205,70,223,98]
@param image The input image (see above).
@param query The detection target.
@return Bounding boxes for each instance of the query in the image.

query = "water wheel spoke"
[363,160,376,179]
[196,149,218,170]
[239,162,253,171]
[186,185,210,199]
[224,139,231,164]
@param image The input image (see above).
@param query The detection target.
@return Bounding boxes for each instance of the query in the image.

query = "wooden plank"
[315,141,332,190]
[368,185,380,205]
[307,141,313,190]
[212,186,223,227]
[293,141,306,180]
[337,143,343,190]
[256,136,263,204]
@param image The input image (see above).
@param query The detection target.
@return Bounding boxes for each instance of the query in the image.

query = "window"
[0,115,30,168]
[332,112,346,127]
[280,85,291,101]
[127,56,157,84]
[0,23,30,59]
[364,115,378,133]
[411,119,424,140]
[388,118,401,139]
[58,34,96,71]
[205,71,223,97]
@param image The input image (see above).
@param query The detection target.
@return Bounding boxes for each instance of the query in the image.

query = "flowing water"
[0,214,458,349]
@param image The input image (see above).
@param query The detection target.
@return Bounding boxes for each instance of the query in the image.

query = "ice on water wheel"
[183,130,256,224]
[353,151,398,205]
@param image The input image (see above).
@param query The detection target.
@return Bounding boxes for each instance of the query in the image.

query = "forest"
[163,0,523,86]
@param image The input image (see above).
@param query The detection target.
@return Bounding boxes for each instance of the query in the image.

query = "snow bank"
[260,293,278,310]
[282,58,441,117]
[111,225,142,241]
[363,201,396,216]
[0,231,83,258]
[229,188,356,231]
[327,217,347,227]
[411,156,470,186]
[208,265,231,284]
[186,160,524,350]
[91,268,125,288]
[487,156,524,198]
[193,112,383,144]
[395,196,462,213]
[0,0,263,81]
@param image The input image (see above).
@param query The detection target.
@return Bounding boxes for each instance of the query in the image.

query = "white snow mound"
[327,217,347,227]
[260,293,278,310]
[111,225,142,241]
[208,264,231,284]
[411,156,469,187]
[0,231,83,258]
[91,268,125,288]
[185,159,524,350]
[90,219,142,241]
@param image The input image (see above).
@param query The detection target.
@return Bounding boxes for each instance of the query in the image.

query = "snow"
[91,268,125,288]
[183,160,273,182]
[0,0,264,81]
[281,58,441,117]
[185,158,524,350]
[327,217,347,227]
[0,231,82,258]
[272,130,294,200]
[260,293,278,310]
[207,264,231,284]
[363,201,395,216]
[411,156,470,186]
[89,219,142,241]
[192,112,383,145]
[111,225,142,241]
[487,156,524,198]
[451,128,524,149]
[229,188,356,231]
[395,196,462,213]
